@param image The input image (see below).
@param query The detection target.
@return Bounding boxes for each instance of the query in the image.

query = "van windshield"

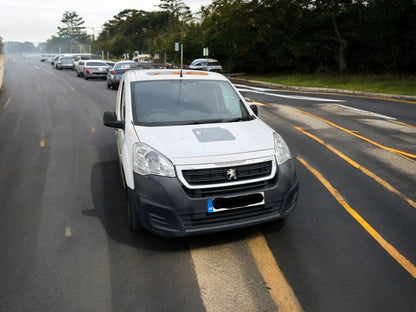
[131,80,252,126]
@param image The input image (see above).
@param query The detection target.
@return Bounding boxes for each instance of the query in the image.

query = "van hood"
[134,119,275,165]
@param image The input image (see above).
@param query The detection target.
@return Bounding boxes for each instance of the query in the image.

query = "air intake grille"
[181,161,273,186]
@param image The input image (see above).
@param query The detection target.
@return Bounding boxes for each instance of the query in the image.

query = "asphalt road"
[0,57,415,312]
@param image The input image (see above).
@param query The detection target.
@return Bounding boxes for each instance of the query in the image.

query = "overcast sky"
[0,0,212,44]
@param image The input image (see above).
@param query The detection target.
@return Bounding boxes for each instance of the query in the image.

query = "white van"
[103,69,298,237]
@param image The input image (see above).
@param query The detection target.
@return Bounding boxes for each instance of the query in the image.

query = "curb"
[229,77,416,102]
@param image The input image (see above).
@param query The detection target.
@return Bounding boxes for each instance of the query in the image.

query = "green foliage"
[44,11,89,53]
[52,0,416,74]
[95,9,172,59]
[3,41,38,54]
[57,11,89,42]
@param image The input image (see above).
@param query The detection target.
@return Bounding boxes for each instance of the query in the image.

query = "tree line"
[93,0,416,74]
[6,0,414,74]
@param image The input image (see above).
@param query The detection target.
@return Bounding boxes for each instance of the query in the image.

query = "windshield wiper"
[178,116,254,125]
[221,116,254,122]
[179,119,223,125]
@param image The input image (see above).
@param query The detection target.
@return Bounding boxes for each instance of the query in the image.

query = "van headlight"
[273,132,292,165]
[133,143,175,177]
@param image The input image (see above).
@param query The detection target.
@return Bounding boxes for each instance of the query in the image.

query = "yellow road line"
[245,97,267,106]
[391,120,416,129]
[297,156,416,279]
[297,109,416,160]
[247,230,304,312]
[295,126,416,209]
[39,133,46,148]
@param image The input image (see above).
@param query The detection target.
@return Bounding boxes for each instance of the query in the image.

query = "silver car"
[55,56,75,70]
[80,60,111,80]
[189,58,222,72]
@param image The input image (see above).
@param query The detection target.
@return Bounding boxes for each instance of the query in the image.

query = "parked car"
[104,60,115,68]
[79,60,111,80]
[73,54,101,71]
[55,55,75,70]
[40,53,57,62]
[75,60,86,76]
[189,58,222,72]
[51,54,62,66]
[107,60,145,89]
[103,69,298,237]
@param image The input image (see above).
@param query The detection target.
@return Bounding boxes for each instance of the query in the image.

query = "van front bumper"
[129,159,298,237]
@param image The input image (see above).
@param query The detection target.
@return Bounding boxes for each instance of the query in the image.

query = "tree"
[57,11,89,43]
[95,9,171,59]
[158,0,192,23]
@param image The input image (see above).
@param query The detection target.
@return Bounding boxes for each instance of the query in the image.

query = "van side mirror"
[103,111,124,129]
[250,104,258,116]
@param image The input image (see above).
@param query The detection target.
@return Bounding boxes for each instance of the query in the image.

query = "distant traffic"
[41,53,222,90]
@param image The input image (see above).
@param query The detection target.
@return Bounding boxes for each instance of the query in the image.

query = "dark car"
[106,61,138,90]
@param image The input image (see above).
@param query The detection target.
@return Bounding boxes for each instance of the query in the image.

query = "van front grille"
[181,161,273,186]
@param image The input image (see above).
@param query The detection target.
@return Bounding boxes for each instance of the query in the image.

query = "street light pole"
[86,27,96,58]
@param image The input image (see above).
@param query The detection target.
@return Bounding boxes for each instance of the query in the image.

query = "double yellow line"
[294,109,416,278]
[295,125,416,209]
[243,104,415,312]
[298,156,416,278]
[299,109,416,161]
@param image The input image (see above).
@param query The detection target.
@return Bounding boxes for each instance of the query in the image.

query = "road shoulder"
[0,55,5,90]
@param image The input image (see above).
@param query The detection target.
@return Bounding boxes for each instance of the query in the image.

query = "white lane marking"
[65,226,72,238]
[236,87,345,103]
[2,97,11,109]
[234,84,276,92]
[328,104,397,120]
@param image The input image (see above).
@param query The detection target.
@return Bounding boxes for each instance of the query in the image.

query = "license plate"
[207,192,264,213]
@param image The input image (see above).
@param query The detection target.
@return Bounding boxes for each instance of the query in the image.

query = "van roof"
[125,69,226,82]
